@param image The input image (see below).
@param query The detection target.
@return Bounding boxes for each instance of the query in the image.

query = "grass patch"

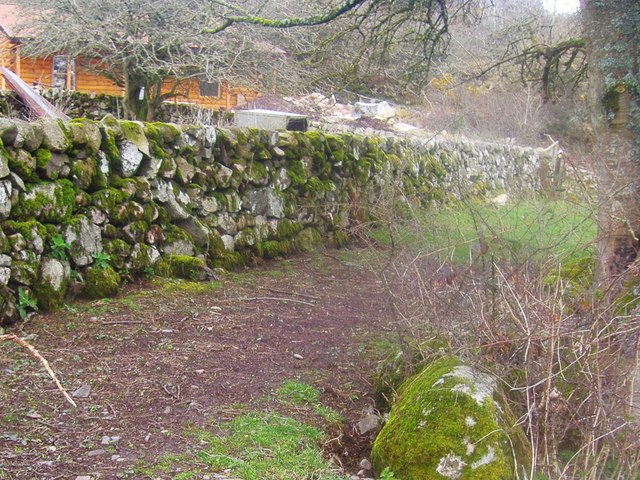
[274,380,343,424]
[194,413,347,480]
[373,197,596,264]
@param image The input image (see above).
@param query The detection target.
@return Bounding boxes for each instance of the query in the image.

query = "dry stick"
[239,296,315,307]
[0,334,77,408]
[261,287,321,301]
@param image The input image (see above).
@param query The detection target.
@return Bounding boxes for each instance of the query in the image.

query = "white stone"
[221,235,235,252]
[119,141,144,177]
[0,180,12,220]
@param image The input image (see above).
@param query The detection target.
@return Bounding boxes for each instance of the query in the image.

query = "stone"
[68,120,102,155]
[42,152,70,180]
[0,151,9,178]
[34,258,70,311]
[118,141,144,177]
[273,168,291,190]
[357,414,381,435]
[139,155,163,179]
[14,180,75,223]
[0,180,11,220]
[243,187,284,219]
[72,384,92,398]
[0,118,18,145]
[37,119,70,152]
[0,267,10,286]
[215,213,238,235]
[371,357,529,480]
[178,217,210,247]
[214,164,234,188]
[175,156,196,185]
[64,216,103,267]
[201,196,220,215]
[84,266,121,298]
[127,243,160,273]
[360,459,372,471]
[14,120,44,152]
[152,180,190,221]
[220,234,235,252]
[162,238,195,257]
[9,172,26,192]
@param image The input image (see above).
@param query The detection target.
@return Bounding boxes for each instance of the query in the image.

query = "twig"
[0,334,77,408]
[101,321,145,325]
[261,287,322,301]
[235,296,315,307]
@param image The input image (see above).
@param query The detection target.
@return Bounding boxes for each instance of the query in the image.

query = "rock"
[37,119,71,152]
[14,120,44,152]
[118,141,144,177]
[0,118,18,145]
[273,168,291,190]
[74,476,93,480]
[175,157,196,185]
[87,449,107,457]
[215,212,238,235]
[0,267,10,286]
[68,120,102,155]
[354,101,396,120]
[162,238,195,257]
[0,180,11,220]
[214,164,234,188]
[220,234,235,252]
[0,151,9,178]
[491,193,508,206]
[293,353,304,360]
[152,180,190,221]
[72,384,92,398]
[9,172,26,192]
[360,459,372,471]
[65,216,103,267]
[84,265,121,299]
[357,414,381,435]
[14,180,75,223]
[177,217,210,247]
[243,187,284,219]
[34,258,71,311]
[371,357,530,480]
[201,196,220,215]
[120,120,150,156]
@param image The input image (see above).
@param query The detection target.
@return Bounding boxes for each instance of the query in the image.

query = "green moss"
[92,188,125,213]
[259,240,292,259]
[293,228,323,253]
[84,265,121,299]
[328,230,350,249]
[103,239,131,269]
[35,148,52,169]
[207,234,226,259]
[71,157,97,190]
[210,251,249,271]
[246,160,269,184]
[2,219,48,241]
[156,254,205,280]
[13,179,76,223]
[287,159,308,187]
[371,357,522,480]
[101,129,120,163]
[277,219,303,239]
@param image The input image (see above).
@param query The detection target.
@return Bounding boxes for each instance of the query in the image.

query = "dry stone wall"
[0,116,554,323]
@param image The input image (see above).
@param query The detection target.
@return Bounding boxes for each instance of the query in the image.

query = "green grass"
[373,198,597,264]
[274,380,343,424]
[194,413,347,480]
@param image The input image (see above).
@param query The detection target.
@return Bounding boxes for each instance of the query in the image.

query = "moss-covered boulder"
[371,357,529,480]
[13,180,76,223]
[83,265,121,299]
[156,254,205,280]
[33,257,71,311]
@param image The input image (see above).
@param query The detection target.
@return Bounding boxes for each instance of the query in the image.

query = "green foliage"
[379,467,397,479]
[17,287,38,319]
[49,234,71,260]
[92,252,112,270]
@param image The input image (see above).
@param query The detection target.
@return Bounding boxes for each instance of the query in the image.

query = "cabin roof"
[0,2,23,40]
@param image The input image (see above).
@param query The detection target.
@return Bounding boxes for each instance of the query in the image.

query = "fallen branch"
[222,296,315,307]
[260,287,322,301]
[0,334,77,408]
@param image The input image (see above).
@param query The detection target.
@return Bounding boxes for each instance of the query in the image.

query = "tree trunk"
[580,0,640,284]
[122,65,149,121]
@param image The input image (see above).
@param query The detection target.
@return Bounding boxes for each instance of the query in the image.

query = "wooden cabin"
[0,1,258,111]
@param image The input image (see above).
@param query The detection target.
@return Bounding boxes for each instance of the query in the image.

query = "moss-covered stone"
[33,257,70,311]
[92,188,125,213]
[293,228,323,252]
[13,179,76,223]
[210,251,249,271]
[259,239,292,259]
[83,265,121,299]
[156,254,205,280]
[371,357,529,480]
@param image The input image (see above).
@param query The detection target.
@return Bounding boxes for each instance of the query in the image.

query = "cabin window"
[52,55,75,90]
[199,80,220,97]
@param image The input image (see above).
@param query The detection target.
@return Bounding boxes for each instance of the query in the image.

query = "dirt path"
[0,249,394,479]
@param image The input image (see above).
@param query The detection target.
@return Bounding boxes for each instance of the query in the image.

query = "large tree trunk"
[122,64,149,121]
[581,0,640,284]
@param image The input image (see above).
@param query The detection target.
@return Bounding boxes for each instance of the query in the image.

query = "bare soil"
[0,249,394,479]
